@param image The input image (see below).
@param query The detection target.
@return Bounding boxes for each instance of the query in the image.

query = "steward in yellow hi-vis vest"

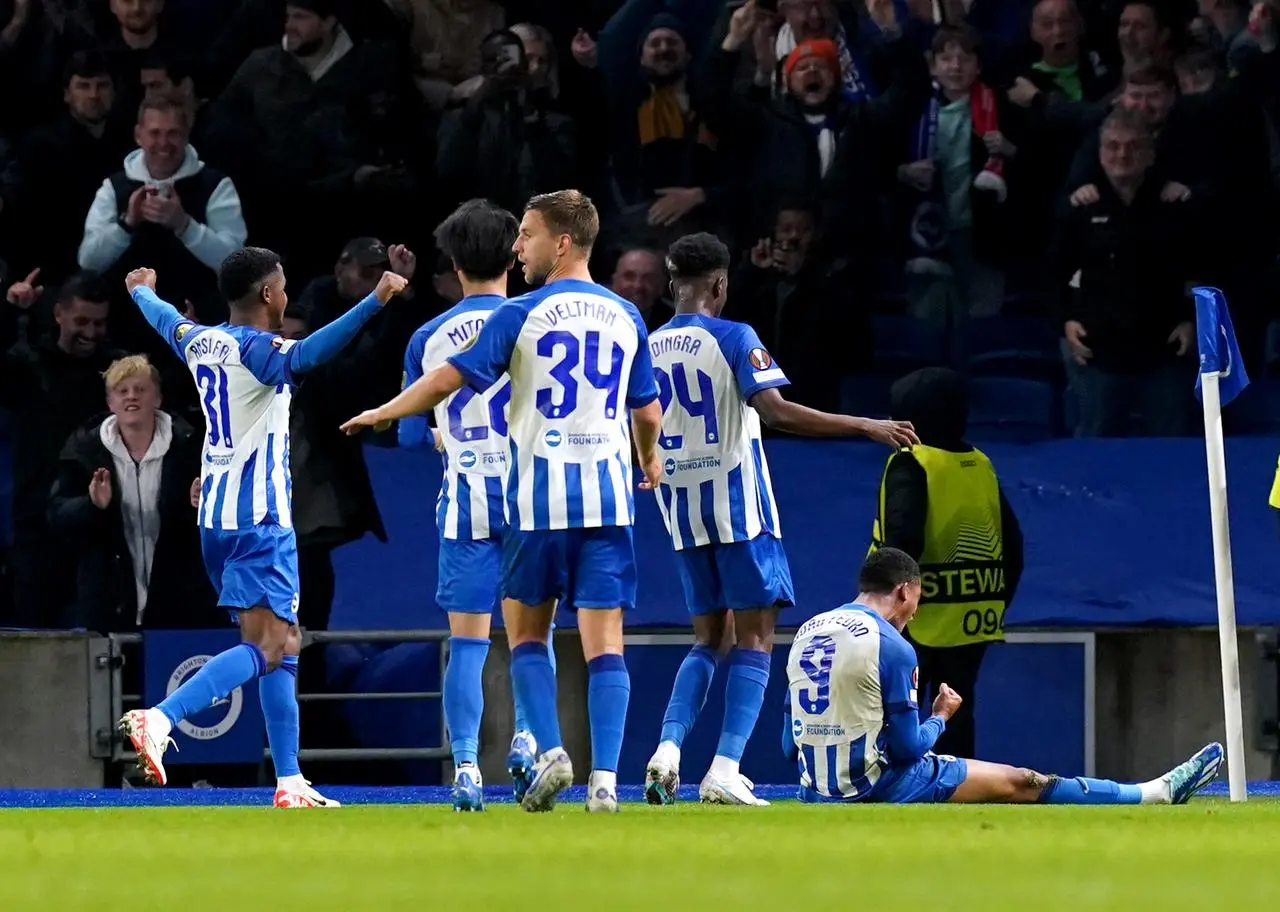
[1269,455,1280,511]
[867,368,1024,757]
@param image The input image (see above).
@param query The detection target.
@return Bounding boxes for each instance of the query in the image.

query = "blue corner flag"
[1194,286,1249,406]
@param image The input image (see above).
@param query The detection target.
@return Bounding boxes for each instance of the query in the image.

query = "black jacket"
[47,412,221,632]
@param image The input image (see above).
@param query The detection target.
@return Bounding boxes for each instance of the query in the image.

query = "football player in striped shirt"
[644,232,918,807]
[399,199,556,811]
[118,249,408,807]
[343,190,664,813]
[785,547,1222,806]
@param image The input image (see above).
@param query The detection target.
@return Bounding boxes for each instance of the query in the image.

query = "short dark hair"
[218,247,282,304]
[665,232,730,281]
[525,190,599,251]
[63,50,112,87]
[433,199,519,281]
[859,548,921,595]
[57,271,110,306]
[1125,63,1178,92]
[931,23,981,58]
[1175,43,1220,75]
[1101,105,1153,140]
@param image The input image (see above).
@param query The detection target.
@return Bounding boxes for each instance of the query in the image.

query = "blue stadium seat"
[871,314,946,374]
[964,316,1063,383]
[967,377,1058,442]
[839,374,894,417]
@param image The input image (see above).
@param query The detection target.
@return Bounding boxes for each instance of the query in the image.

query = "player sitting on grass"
[785,547,1223,805]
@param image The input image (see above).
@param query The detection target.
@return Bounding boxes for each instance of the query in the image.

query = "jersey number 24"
[655,362,718,449]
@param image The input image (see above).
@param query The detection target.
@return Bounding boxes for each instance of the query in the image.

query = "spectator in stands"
[726,202,869,413]
[1198,0,1262,70]
[1118,0,1176,76]
[0,0,101,130]
[871,365,1024,759]
[897,25,1013,342]
[291,240,424,633]
[608,245,673,332]
[436,29,577,219]
[77,94,246,357]
[596,3,720,247]
[395,0,506,109]
[137,55,208,148]
[0,272,123,628]
[509,21,560,109]
[47,354,218,632]
[1052,108,1199,437]
[4,51,134,289]
[209,0,416,281]
[280,302,308,341]
[104,0,179,113]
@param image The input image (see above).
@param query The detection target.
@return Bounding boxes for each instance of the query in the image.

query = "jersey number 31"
[196,365,234,448]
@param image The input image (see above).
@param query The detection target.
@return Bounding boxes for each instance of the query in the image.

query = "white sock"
[145,707,172,742]
[277,773,307,790]
[709,754,740,780]
[454,764,482,784]
[1138,777,1171,804]
[653,740,681,769]
[590,770,617,793]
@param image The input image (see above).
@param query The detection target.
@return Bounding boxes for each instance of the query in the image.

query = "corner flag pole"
[1193,287,1248,802]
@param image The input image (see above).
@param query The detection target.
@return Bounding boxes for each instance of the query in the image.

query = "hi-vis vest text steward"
[870,445,1007,647]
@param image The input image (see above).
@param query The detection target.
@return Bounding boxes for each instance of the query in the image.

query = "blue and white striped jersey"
[180,322,296,531]
[648,314,788,550]
[400,294,510,540]
[787,607,919,800]
[448,278,659,531]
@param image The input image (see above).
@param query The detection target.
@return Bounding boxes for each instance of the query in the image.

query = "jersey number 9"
[798,635,836,715]
[536,330,624,420]
[654,363,719,450]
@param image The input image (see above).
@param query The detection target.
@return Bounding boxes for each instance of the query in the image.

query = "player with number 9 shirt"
[117,248,408,808]
[341,190,665,813]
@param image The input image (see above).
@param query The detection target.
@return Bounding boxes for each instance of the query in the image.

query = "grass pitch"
[1,799,1276,910]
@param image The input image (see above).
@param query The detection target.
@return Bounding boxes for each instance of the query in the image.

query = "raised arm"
[288,272,408,376]
[128,278,194,358]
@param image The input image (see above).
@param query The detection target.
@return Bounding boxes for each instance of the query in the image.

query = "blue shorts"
[502,525,636,611]
[200,523,300,624]
[868,753,969,803]
[438,536,501,614]
[673,534,795,616]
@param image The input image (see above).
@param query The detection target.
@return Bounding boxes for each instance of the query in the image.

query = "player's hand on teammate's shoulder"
[124,268,157,294]
[858,418,920,449]
[374,270,409,304]
[89,468,113,510]
[932,682,963,720]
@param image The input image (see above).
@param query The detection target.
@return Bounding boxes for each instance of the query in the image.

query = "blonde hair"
[104,354,162,391]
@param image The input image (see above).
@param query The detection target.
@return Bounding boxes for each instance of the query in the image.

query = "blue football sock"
[514,624,556,736]
[716,648,772,762]
[587,654,630,773]
[659,644,718,747]
[444,636,490,767]
[157,642,267,727]
[1038,776,1143,805]
[510,641,561,753]
[260,655,300,779]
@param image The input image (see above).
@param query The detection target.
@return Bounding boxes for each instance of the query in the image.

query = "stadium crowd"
[1,0,1278,639]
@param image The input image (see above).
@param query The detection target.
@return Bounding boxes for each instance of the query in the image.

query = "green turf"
[1,800,1276,910]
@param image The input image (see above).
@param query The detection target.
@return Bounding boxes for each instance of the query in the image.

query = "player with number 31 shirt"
[117,248,407,808]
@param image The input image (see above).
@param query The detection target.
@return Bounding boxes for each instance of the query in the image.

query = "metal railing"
[101,629,452,767]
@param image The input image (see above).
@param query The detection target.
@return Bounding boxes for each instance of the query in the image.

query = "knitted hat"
[784,39,839,81]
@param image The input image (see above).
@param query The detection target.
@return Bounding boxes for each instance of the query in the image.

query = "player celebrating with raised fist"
[118,249,408,807]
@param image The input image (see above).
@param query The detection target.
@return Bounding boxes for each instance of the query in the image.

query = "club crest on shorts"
[749,348,772,370]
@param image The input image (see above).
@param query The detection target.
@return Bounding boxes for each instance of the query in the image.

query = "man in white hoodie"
[77,95,247,358]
